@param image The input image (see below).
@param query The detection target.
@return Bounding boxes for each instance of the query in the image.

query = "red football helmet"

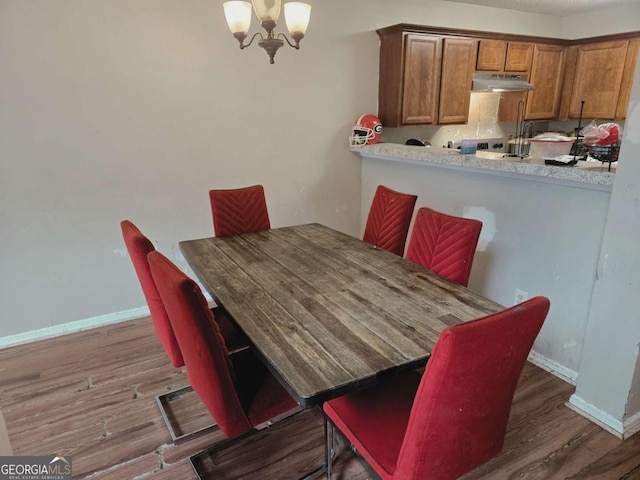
[349,114,383,146]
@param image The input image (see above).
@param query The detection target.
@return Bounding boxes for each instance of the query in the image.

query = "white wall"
[571,60,640,433]
[0,0,567,340]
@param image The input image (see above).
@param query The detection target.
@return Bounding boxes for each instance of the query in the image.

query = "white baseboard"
[0,306,150,350]
[528,352,640,439]
[567,394,625,438]
[528,350,578,385]
[0,290,217,350]
[622,409,640,439]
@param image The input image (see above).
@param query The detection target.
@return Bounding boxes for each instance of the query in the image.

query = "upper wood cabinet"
[563,40,629,120]
[505,42,534,72]
[378,30,475,127]
[476,39,506,71]
[377,25,640,127]
[400,35,442,125]
[525,44,566,120]
[616,38,640,120]
[377,31,442,127]
[439,38,478,124]
[477,40,533,72]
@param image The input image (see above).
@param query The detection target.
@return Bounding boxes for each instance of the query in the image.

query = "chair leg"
[332,424,340,460]
[324,417,334,480]
[155,385,219,443]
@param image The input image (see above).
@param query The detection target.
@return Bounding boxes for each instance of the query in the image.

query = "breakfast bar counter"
[353,143,615,191]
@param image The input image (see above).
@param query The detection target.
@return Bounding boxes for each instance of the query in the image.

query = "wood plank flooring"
[0,316,638,479]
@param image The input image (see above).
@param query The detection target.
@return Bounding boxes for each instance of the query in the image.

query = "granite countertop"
[353,143,615,190]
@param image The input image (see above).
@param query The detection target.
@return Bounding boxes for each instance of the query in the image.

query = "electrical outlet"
[514,289,528,305]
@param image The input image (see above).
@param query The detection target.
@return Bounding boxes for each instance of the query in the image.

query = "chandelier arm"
[276,32,300,50]
[240,32,265,49]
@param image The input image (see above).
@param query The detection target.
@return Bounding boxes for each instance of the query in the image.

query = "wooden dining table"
[179,223,503,407]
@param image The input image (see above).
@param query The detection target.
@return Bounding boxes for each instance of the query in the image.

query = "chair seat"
[323,371,422,479]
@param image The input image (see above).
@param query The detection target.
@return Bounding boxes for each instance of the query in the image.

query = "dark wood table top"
[180,223,503,407]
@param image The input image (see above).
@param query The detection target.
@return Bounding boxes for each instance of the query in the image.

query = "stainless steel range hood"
[472,73,534,92]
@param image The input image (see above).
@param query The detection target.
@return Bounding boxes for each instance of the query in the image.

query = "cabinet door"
[505,42,533,72]
[568,40,628,119]
[438,38,477,124]
[525,45,565,120]
[401,35,442,125]
[477,39,507,71]
[616,38,640,120]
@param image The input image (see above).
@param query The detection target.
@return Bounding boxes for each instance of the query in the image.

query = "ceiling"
[444,0,638,17]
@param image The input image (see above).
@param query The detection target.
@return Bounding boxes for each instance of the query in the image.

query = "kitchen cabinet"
[525,44,565,120]
[505,42,534,72]
[399,35,442,125]
[476,39,506,71]
[498,44,565,122]
[563,40,629,120]
[377,24,640,127]
[439,38,478,124]
[477,40,533,72]
[616,38,640,120]
[377,31,442,126]
[377,30,474,127]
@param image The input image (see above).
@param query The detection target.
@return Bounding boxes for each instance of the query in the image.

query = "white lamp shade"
[284,2,311,35]
[251,0,281,23]
[223,1,252,34]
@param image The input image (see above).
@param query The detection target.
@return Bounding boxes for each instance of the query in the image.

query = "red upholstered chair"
[363,185,417,256]
[405,207,482,287]
[148,250,298,441]
[323,296,550,480]
[209,185,271,237]
[121,220,249,440]
[121,220,248,358]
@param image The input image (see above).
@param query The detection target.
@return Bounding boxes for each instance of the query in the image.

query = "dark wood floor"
[0,317,639,479]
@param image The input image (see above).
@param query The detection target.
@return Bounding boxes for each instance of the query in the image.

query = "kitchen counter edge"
[353,143,614,192]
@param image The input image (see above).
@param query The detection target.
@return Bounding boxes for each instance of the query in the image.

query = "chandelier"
[223,1,311,64]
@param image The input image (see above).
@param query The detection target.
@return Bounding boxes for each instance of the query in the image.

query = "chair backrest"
[405,207,482,287]
[120,220,183,368]
[209,185,271,237]
[148,251,252,438]
[393,296,550,480]
[363,185,417,256]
